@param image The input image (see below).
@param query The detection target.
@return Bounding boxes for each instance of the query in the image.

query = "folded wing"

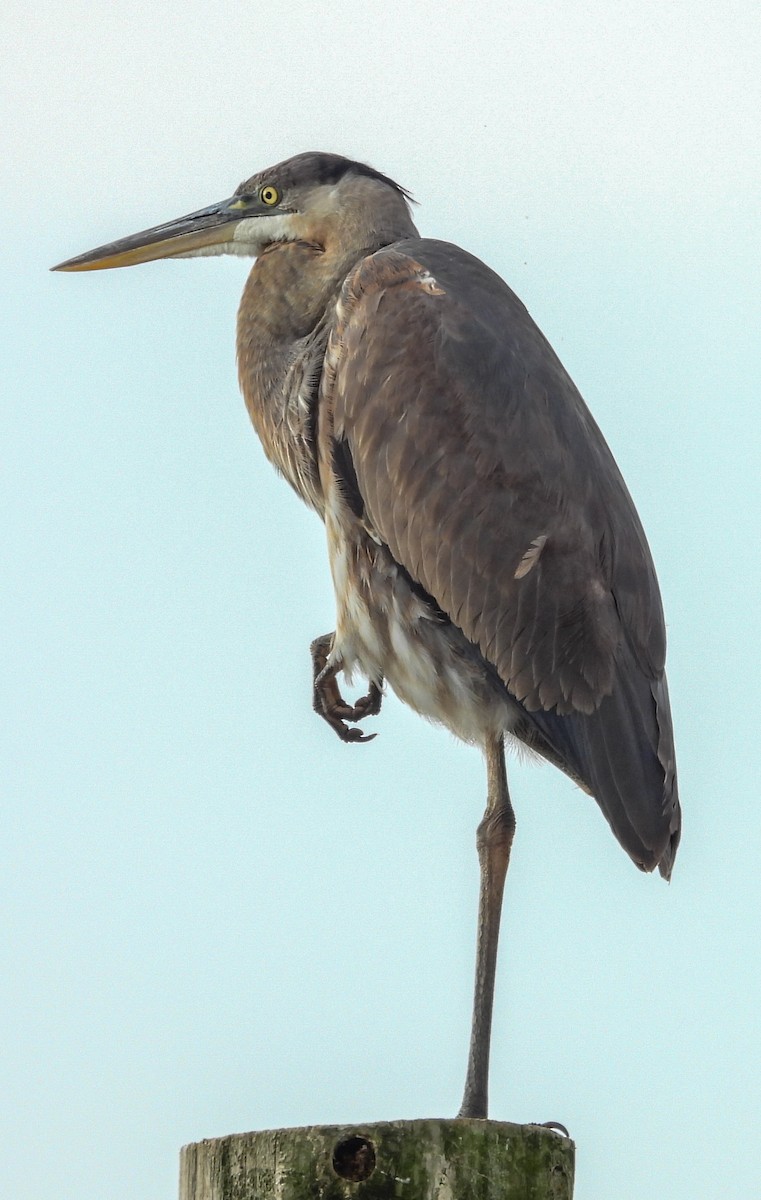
[325,238,681,876]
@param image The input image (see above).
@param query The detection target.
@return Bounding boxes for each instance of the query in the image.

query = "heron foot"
[310,633,382,744]
[532,1121,571,1138]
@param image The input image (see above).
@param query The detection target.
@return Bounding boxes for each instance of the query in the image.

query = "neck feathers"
[235,174,418,513]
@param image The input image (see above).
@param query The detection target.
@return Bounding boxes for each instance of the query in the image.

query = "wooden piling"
[179,1118,574,1199]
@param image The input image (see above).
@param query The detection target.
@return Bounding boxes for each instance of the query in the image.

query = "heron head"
[51,152,414,272]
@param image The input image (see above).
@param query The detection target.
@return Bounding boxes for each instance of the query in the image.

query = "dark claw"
[348,680,383,720]
[339,726,377,744]
[310,633,383,744]
[533,1121,571,1138]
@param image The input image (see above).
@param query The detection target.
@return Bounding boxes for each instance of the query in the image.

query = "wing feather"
[324,238,680,872]
[329,241,646,710]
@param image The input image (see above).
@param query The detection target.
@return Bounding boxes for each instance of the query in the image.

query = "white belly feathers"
[324,502,518,747]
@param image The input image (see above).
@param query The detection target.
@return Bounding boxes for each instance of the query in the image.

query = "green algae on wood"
[179,1118,574,1200]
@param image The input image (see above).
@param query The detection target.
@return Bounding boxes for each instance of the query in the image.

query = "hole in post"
[332,1134,376,1181]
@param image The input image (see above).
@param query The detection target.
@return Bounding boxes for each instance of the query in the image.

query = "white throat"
[173,212,300,260]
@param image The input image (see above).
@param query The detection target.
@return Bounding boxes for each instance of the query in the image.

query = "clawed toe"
[337,724,377,744]
[310,633,383,744]
[348,680,383,721]
[533,1121,571,1138]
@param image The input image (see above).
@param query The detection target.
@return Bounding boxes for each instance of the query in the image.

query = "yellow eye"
[259,184,280,206]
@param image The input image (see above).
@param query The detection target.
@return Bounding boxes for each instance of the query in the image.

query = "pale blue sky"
[3,2,760,1197]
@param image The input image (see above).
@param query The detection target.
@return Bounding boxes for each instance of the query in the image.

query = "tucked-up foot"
[310,633,382,744]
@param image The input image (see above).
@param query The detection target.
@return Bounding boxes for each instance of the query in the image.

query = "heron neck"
[236,240,370,513]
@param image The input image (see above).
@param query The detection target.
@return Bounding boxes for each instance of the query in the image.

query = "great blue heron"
[53,151,680,1119]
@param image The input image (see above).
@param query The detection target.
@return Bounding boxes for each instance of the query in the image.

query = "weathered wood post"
[179,1118,574,1199]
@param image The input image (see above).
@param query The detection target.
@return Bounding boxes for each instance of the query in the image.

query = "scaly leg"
[310,633,382,744]
[458,733,515,1119]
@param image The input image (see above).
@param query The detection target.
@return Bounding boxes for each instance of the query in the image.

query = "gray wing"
[326,239,680,876]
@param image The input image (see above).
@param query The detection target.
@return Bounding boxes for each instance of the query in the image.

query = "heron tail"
[524,643,681,878]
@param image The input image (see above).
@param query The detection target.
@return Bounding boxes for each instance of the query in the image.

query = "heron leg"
[458,733,515,1119]
[310,633,382,744]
